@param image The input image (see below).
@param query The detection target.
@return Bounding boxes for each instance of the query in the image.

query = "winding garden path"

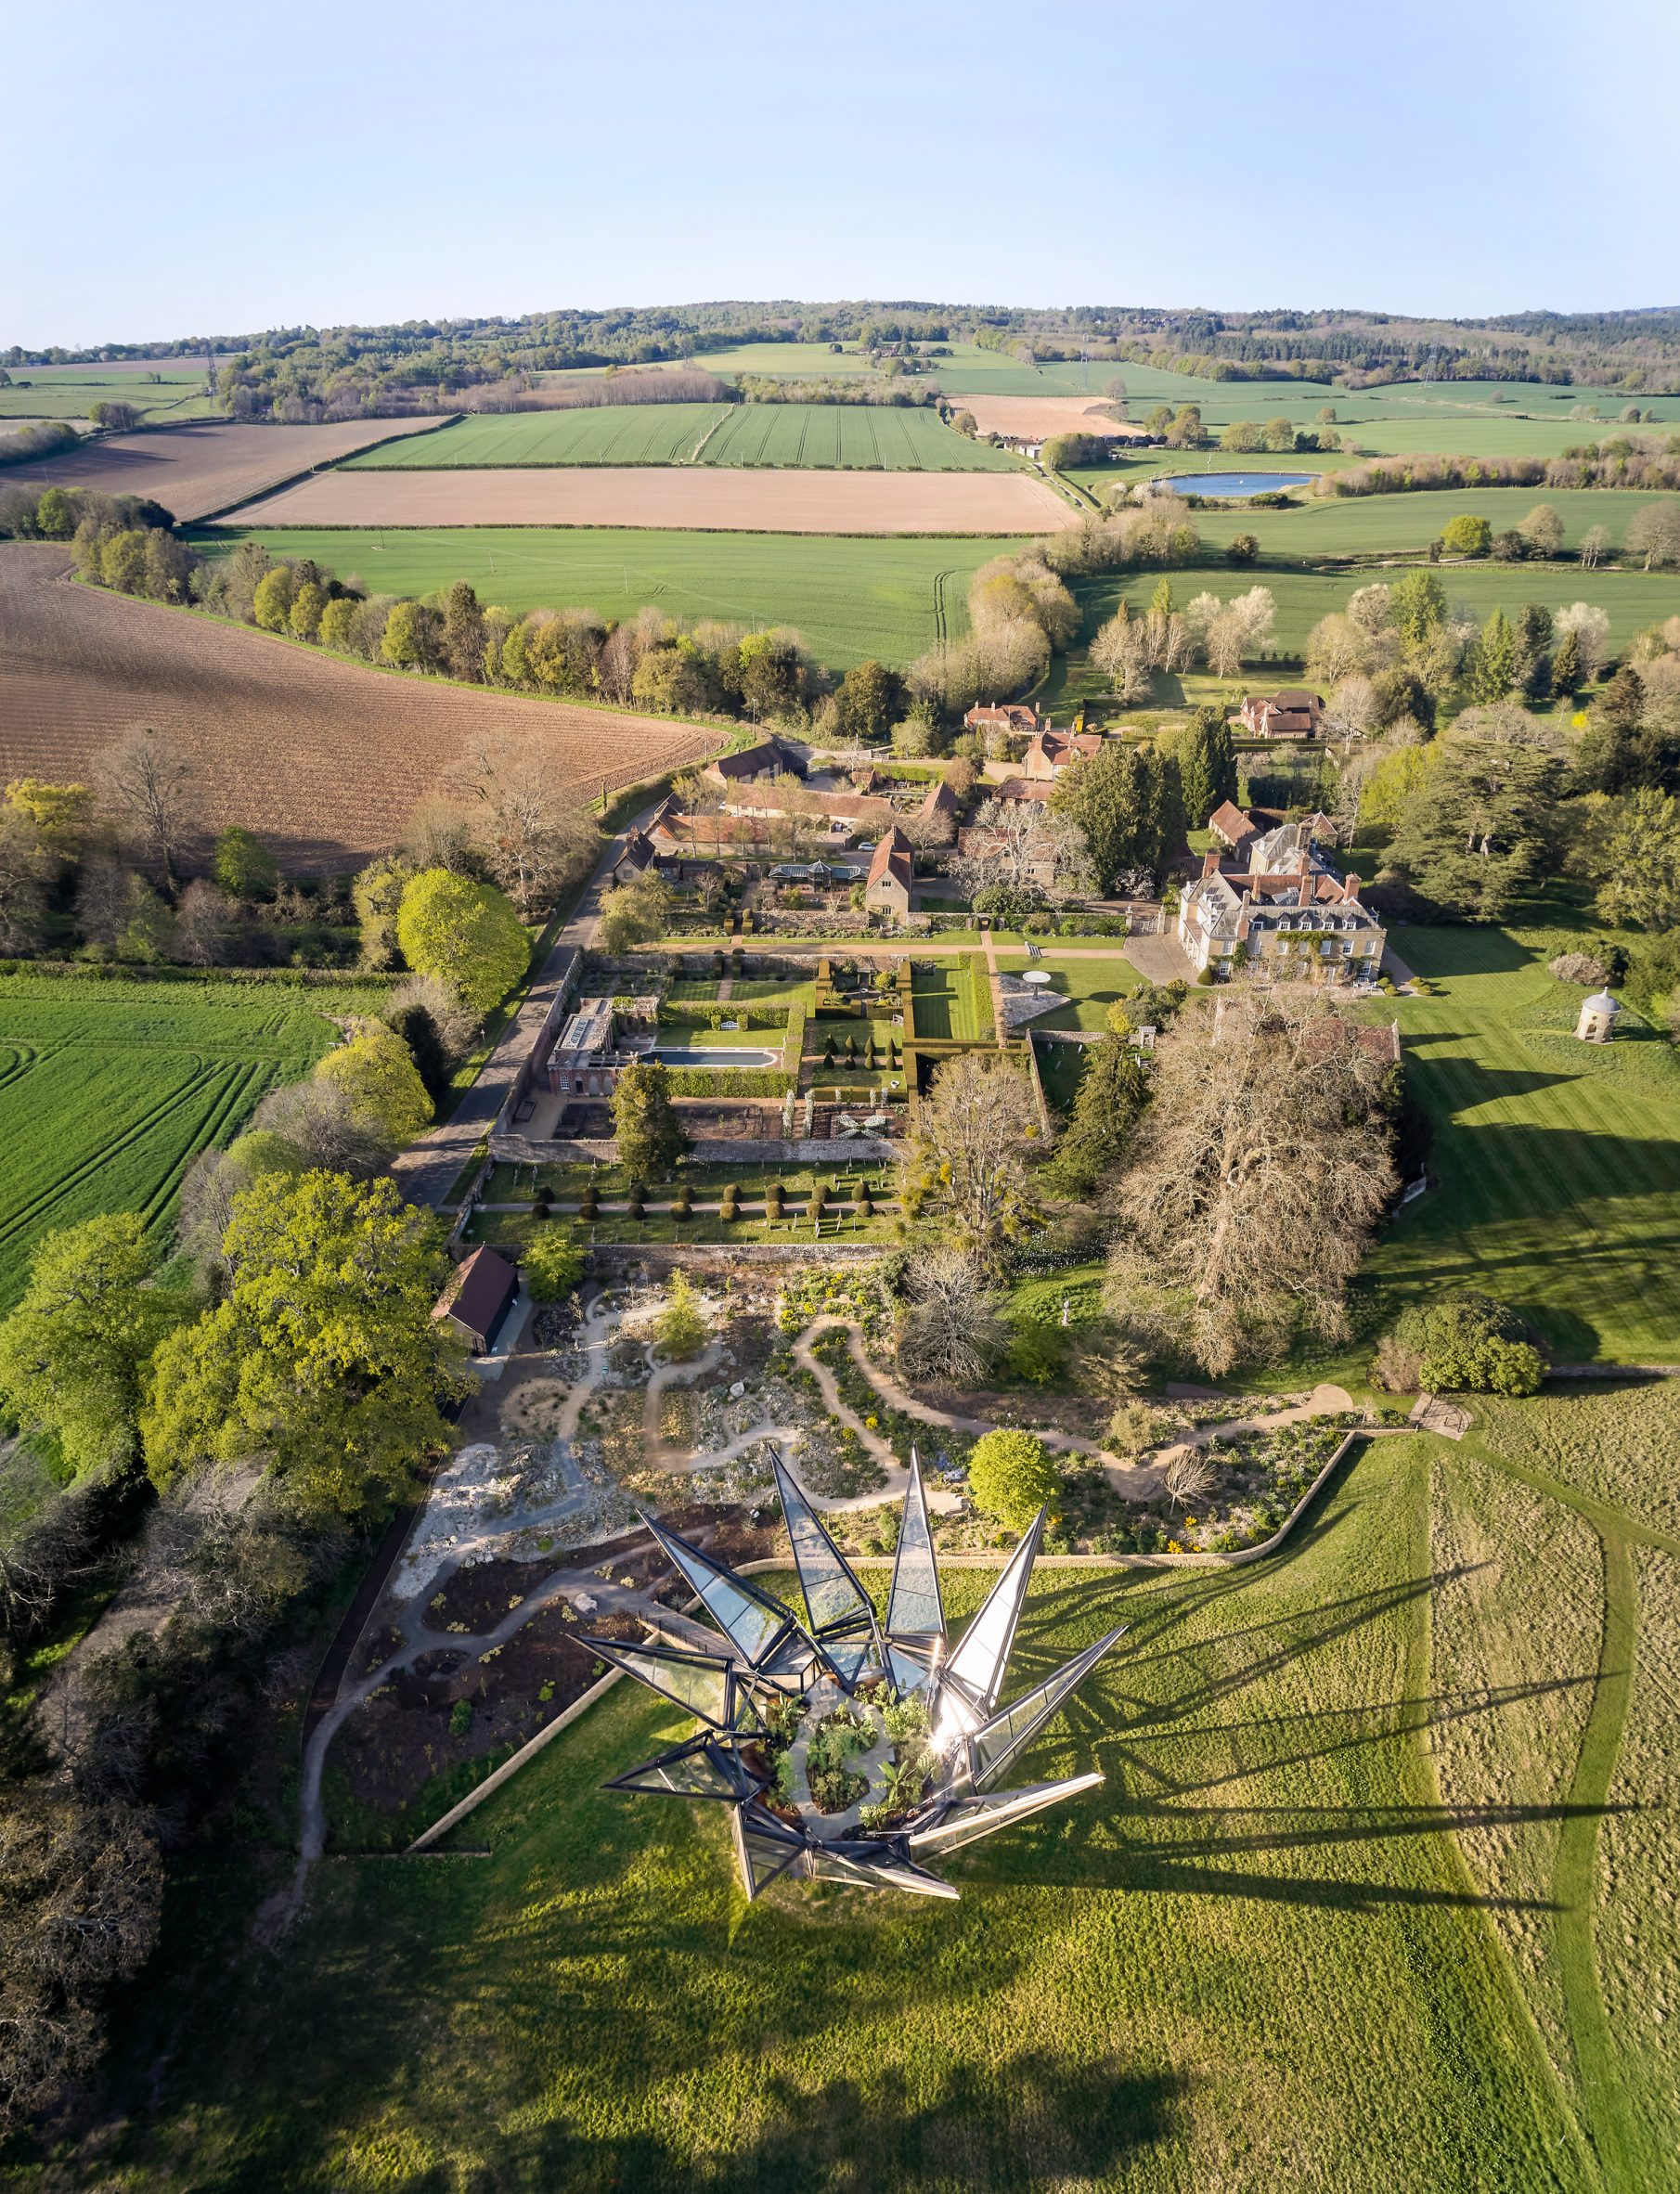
[286,1294,1373,1916]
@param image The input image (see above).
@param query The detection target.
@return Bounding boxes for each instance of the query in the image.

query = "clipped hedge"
[656,1001,790,1031]
[665,1066,794,1097]
[780,1004,808,1080]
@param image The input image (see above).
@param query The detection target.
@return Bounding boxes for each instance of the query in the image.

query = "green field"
[343,402,1021,472]
[196,526,1027,668]
[691,341,894,379]
[1369,921,1680,1361]
[0,974,388,1308]
[1121,484,1677,562]
[97,1433,1644,2191]
[0,364,217,423]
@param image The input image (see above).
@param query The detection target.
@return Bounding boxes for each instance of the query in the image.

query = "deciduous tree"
[967,1428,1060,1531]
[1104,999,1395,1374]
[899,1051,1040,1259]
[396,869,529,1013]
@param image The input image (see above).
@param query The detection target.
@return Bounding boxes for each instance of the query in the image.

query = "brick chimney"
[1203,849,1221,878]
[1343,871,1361,902]
[1298,873,1312,909]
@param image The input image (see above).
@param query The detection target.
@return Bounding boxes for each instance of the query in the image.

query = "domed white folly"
[583,1447,1128,1901]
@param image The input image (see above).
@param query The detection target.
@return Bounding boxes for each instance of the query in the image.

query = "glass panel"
[772,1450,873,1636]
[647,1520,791,1664]
[939,1514,1044,1716]
[815,1631,874,1687]
[885,1451,945,1639]
[608,1738,758,1802]
[732,1806,807,1899]
[887,1644,937,1696]
[588,1638,733,1728]
[970,1625,1128,1788]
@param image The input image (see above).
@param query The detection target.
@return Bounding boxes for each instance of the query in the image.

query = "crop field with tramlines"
[0,974,390,1307]
[342,402,1022,471]
[0,545,719,869]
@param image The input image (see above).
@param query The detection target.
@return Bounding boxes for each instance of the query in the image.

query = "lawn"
[0,974,389,1308]
[1366,921,1680,1361]
[193,527,1029,670]
[910,956,992,1042]
[91,1434,1611,2191]
[999,948,1141,1032]
[342,403,1022,473]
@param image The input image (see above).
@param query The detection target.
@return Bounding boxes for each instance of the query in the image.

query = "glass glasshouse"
[585,1448,1128,1901]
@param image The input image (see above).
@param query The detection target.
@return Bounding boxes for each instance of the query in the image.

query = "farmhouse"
[963,703,1042,738]
[863,826,915,918]
[433,1245,519,1357]
[992,776,1053,805]
[1178,825,1385,979]
[1237,690,1325,740]
[914,776,962,842]
[1022,727,1103,781]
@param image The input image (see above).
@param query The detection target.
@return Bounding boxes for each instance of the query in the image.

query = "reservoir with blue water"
[1158,471,1314,497]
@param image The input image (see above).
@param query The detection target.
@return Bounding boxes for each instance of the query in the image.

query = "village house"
[1236,690,1325,740]
[863,825,915,918]
[992,776,1053,805]
[1178,820,1385,980]
[700,736,804,794]
[963,702,1043,738]
[1021,727,1103,781]
[608,829,659,887]
[1208,800,1339,855]
[914,777,962,840]
[432,1245,519,1357]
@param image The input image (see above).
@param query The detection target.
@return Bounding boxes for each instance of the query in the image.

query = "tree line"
[1325,440,1680,500]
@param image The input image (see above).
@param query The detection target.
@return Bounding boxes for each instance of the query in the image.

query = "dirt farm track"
[15,419,450,523]
[223,464,1076,535]
[0,546,717,870]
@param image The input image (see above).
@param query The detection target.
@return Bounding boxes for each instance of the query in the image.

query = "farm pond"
[1157,471,1316,497]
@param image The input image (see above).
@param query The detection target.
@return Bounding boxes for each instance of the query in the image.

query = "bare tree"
[453,736,598,913]
[900,1051,1041,1259]
[97,729,196,890]
[399,796,476,874]
[952,795,1086,897]
[1105,997,1396,1375]
[1163,1449,1217,1515]
[173,878,234,965]
[1578,525,1611,571]
[895,1248,1006,1387]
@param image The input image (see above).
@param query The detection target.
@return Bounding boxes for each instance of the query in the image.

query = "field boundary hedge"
[0,960,399,990]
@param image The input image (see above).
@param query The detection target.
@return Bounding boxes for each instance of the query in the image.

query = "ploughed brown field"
[0,546,717,871]
[19,419,451,523]
[952,394,1146,441]
[222,465,1076,535]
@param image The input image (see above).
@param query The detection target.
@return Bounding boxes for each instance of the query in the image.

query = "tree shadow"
[1396,927,1535,976]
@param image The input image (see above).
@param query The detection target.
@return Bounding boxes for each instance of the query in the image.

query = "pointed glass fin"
[885,1449,945,1640]
[833,1846,962,1900]
[938,1510,1045,1720]
[771,1448,875,1637]
[643,1516,794,1666]
[582,1636,733,1730]
[970,1624,1129,1789]
[907,1774,1105,1853]
[605,1736,760,1803]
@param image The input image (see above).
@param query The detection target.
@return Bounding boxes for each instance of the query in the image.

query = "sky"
[6,0,1679,350]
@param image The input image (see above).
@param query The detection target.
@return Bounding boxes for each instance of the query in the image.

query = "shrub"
[654,1271,706,1361]
[523,1224,584,1302]
[967,1427,1061,1531]
[1376,1291,1548,1397]
[1004,1322,1067,1386]
[1548,952,1611,987]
